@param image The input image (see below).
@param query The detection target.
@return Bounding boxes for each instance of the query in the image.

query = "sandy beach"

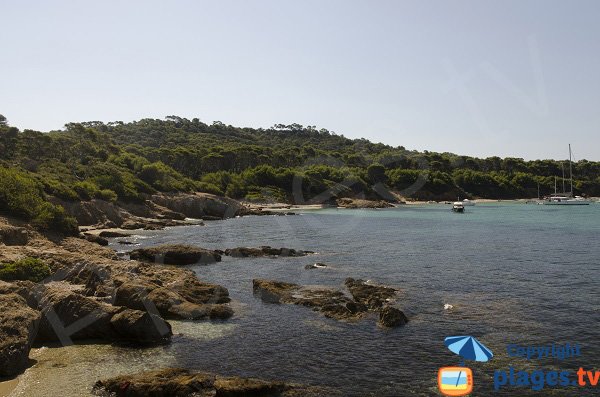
[0,378,18,397]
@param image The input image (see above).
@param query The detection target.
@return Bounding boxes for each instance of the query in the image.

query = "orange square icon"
[438,366,473,396]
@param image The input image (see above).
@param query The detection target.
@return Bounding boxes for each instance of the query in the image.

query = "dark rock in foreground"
[129,244,222,265]
[253,278,408,327]
[92,368,340,397]
[225,246,312,258]
[0,287,41,376]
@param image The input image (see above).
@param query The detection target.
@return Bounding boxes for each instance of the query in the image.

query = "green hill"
[1,114,599,232]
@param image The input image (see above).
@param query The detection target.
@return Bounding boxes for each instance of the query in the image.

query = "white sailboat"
[543,145,590,206]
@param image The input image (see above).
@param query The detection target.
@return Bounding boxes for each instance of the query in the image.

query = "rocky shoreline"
[0,193,410,395]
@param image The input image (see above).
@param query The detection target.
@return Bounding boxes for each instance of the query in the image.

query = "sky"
[1,0,599,161]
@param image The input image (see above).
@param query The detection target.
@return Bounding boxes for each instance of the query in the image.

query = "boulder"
[0,292,41,376]
[36,285,171,345]
[113,278,232,320]
[109,309,172,344]
[225,246,311,258]
[378,306,409,328]
[98,230,131,238]
[83,234,109,246]
[92,368,340,397]
[0,225,29,246]
[129,244,221,265]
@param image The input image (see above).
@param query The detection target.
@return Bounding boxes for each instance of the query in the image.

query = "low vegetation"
[0,257,51,282]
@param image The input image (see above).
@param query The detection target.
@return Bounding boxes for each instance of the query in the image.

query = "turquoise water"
[110,203,600,396]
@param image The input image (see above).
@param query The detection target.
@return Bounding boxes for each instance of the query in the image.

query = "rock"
[113,276,231,320]
[0,291,41,376]
[252,279,363,320]
[253,278,406,326]
[344,278,397,310]
[109,309,172,344]
[92,368,340,397]
[84,234,109,246]
[117,240,135,245]
[378,306,409,328]
[129,244,222,265]
[36,285,171,344]
[98,230,131,238]
[151,192,245,220]
[305,262,327,270]
[336,198,395,209]
[0,225,29,246]
[225,246,311,258]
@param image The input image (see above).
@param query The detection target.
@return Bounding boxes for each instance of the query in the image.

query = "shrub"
[0,257,51,282]
[0,167,78,234]
[73,180,100,200]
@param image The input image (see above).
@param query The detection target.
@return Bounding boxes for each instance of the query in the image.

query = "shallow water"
[14,203,600,396]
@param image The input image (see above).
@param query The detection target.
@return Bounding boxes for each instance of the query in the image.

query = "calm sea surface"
[13,203,600,396]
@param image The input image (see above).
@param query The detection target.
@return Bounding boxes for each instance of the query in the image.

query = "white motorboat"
[462,199,476,206]
[452,202,465,212]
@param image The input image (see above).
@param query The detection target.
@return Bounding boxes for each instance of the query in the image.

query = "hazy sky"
[1,0,599,160]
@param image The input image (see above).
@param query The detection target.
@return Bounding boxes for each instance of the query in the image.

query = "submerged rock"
[92,368,340,397]
[253,278,407,327]
[225,246,312,258]
[129,244,222,265]
[0,290,41,376]
[305,262,327,270]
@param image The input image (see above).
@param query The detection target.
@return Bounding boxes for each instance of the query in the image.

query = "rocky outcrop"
[83,233,109,246]
[378,306,409,328]
[129,244,222,265]
[224,246,312,258]
[36,284,171,345]
[0,290,41,376]
[336,198,395,209]
[344,277,398,310]
[92,368,340,397]
[253,278,408,327]
[0,225,29,246]
[151,192,246,220]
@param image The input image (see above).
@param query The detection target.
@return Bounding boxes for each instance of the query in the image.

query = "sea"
[10,202,600,396]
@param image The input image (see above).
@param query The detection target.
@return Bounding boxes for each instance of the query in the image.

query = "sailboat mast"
[569,144,573,196]
[561,162,565,193]
[554,176,557,195]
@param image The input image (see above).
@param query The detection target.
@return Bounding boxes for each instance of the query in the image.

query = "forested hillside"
[1,114,599,231]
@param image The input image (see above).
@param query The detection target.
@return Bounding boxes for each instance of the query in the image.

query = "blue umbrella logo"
[442,335,493,392]
[444,335,494,363]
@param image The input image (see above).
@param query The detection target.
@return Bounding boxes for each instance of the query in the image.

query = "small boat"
[462,199,476,206]
[452,202,465,213]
